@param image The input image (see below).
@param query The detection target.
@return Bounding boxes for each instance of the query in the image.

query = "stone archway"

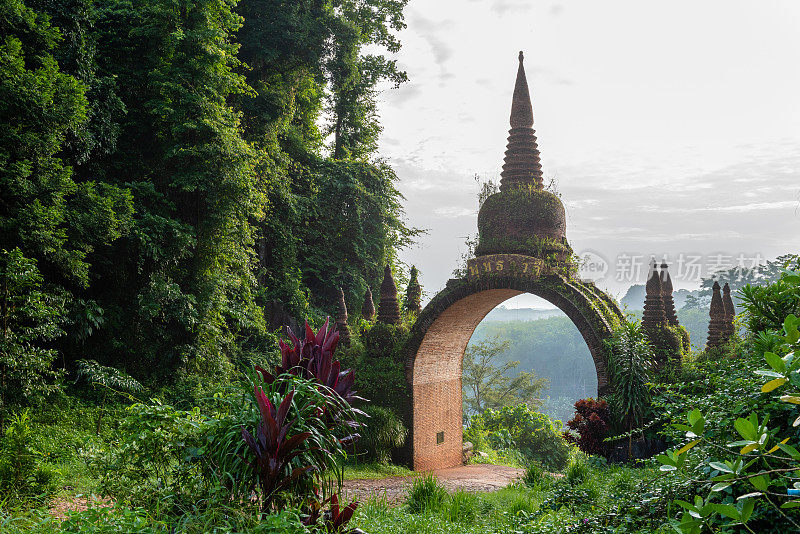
[404,272,622,470]
[399,52,624,470]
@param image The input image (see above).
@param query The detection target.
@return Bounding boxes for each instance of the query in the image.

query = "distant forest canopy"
[0,0,417,387]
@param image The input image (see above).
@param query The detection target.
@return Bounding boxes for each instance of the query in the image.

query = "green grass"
[341,460,415,480]
[351,455,670,534]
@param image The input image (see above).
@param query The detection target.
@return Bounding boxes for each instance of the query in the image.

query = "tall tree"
[83,0,265,380]
[462,336,548,418]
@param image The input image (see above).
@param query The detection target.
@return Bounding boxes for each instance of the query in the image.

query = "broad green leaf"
[749,475,769,491]
[734,418,757,440]
[737,492,762,500]
[754,370,785,378]
[688,409,703,426]
[741,498,755,522]
[660,464,677,471]
[781,501,800,509]
[780,395,800,404]
[712,503,740,520]
[677,440,700,455]
[709,461,733,473]
[711,482,733,492]
[657,454,676,466]
[762,377,787,392]
[777,442,800,459]
[765,352,785,372]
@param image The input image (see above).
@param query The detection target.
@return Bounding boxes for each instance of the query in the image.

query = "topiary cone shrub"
[405,266,421,314]
[563,398,611,457]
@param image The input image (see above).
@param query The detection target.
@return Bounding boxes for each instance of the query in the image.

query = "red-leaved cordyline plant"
[241,388,315,512]
[255,318,364,446]
[563,398,611,456]
[242,318,362,530]
[258,318,362,405]
[303,493,359,533]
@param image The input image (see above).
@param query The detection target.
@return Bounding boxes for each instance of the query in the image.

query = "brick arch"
[403,275,622,471]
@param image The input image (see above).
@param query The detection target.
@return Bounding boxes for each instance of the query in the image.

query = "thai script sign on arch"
[466,254,546,279]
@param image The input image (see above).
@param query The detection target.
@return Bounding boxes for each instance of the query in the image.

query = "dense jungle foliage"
[0,0,418,412]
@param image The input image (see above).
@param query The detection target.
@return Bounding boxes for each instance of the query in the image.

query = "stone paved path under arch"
[342,464,525,505]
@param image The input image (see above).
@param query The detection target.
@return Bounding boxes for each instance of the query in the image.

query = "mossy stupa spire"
[501,51,543,191]
[706,281,726,350]
[474,51,570,263]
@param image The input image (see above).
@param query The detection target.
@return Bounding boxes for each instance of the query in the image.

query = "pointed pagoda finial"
[501,51,543,192]
[405,266,422,314]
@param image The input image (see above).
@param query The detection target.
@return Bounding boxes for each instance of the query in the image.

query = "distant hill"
[481,306,561,322]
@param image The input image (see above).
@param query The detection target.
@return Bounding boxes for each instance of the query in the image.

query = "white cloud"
[433,206,477,218]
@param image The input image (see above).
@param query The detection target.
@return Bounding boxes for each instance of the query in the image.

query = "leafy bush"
[655,269,800,533]
[563,398,610,457]
[0,249,64,431]
[347,322,411,419]
[86,400,211,511]
[406,474,448,514]
[466,404,569,470]
[353,405,408,464]
[0,410,57,503]
[241,319,363,530]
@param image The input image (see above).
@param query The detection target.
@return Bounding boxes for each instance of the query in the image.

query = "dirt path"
[49,465,523,517]
[342,464,524,504]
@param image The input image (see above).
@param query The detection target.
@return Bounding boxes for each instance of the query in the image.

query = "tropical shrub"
[0,410,57,503]
[353,405,408,464]
[87,400,210,511]
[657,269,800,533]
[241,319,362,530]
[563,398,611,457]
[467,404,569,470]
[0,249,64,431]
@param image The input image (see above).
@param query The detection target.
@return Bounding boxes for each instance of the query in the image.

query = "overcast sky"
[375,0,800,307]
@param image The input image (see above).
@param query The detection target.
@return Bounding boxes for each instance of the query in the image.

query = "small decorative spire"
[500,51,543,192]
[336,287,351,347]
[361,286,375,320]
[660,261,679,327]
[706,281,726,350]
[642,259,666,330]
[405,266,422,314]
[722,283,735,341]
[377,265,401,325]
